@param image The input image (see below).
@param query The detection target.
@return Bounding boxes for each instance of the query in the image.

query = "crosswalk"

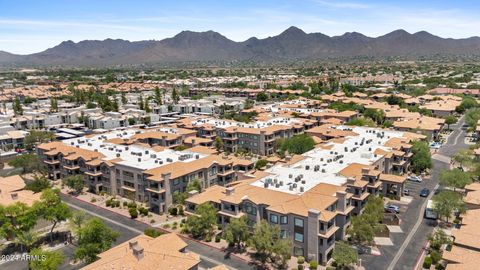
[432,153,451,163]
[405,180,424,196]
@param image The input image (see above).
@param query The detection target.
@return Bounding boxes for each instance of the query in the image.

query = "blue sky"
[1,0,479,54]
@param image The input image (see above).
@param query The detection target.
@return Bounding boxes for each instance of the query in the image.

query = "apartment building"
[177,116,317,156]
[0,126,28,151]
[186,126,418,264]
[37,129,253,214]
[81,233,201,270]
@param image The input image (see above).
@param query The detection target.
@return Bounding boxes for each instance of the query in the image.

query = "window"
[280,230,287,239]
[280,216,288,224]
[294,247,304,257]
[294,218,304,228]
[320,222,325,231]
[244,203,257,216]
[270,214,278,224]
[294,233,304,243]
[173,179,180,186]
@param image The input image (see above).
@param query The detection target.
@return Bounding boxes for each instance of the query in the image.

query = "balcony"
[146,187,166,194]
[85,170,102,177]
[218,170,235,176]
[44,159,60,165]
[63,164,80,170]
[318,226,339,239]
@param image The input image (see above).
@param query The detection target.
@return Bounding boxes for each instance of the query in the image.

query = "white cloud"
[313,0,371,9]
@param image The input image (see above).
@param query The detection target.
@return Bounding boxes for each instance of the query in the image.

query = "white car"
[407,175,422,182]
[429,142,442,149]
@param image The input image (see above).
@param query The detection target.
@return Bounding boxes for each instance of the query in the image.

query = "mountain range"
[1,26,480,66]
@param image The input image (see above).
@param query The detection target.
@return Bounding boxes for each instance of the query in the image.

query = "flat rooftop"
[250,126,407,195]
[62,129,208,170]
[190,116,306,129]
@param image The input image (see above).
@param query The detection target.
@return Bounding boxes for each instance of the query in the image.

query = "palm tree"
[15,230,39,252]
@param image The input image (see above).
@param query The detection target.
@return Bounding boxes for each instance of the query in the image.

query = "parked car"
[407,175,423,182]
[429,142,442,149]
[462,124,469,130]
[384,204,400,214]
[403,189,410,196]
[420,188,430,197]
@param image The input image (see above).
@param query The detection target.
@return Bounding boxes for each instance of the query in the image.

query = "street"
[361,116,469,270]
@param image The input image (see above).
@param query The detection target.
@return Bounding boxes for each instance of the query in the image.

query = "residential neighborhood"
[2,1,480,270]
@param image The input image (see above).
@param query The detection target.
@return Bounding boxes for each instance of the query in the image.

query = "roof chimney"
[129,240,144,261]
[226,187,235,196]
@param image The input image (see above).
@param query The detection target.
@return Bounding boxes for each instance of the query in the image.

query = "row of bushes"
[105,198,149,219]
[168,205,184,216]
[423,250,444,269]
[293,256,318,270]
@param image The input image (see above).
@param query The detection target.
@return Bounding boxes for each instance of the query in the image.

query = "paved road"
[60,193,254,270]
[361,116,468,270]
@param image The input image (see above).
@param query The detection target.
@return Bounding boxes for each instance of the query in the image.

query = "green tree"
[121,92,128,104]
[346,117,376,127]
[86,101,96,109]
[62,175,84,194]
[385,95,404,106]
[444,115,457,130]
[411,141,432,173]
[223,216,249,248]
[8,154,45,173]
[144,100,152,113]
[248,220,292,266]
[128,118,136,126]
[347,196,383,245]
[215,136,224,152]
[26,174,51,193]
[0,202,39,239]
[154,86,163,105]
[24,130,56,151]
[439,168,472,191]
[187,179,202,192]
[69,211,87,239]
[37,188,72,233]
[185,203,217,239]
[465,108,480,128]
[256,92,269,102]
[172,191,188,205]
[142,116,151,125]
[15,229,39,252]
[432,190,466,222]
[332,241,358,269]
[363,108,385,125]
[74,217,119,263]
[255,159,268,170]
[13,97,23,115]
[428,229,452,251]
[453,149,475,169]
[138,95,144,110]
[172,88,180,104]
[456,97,478,113]
[29,248,64,270]
[279,134,315,155]
[50,98,58,112]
